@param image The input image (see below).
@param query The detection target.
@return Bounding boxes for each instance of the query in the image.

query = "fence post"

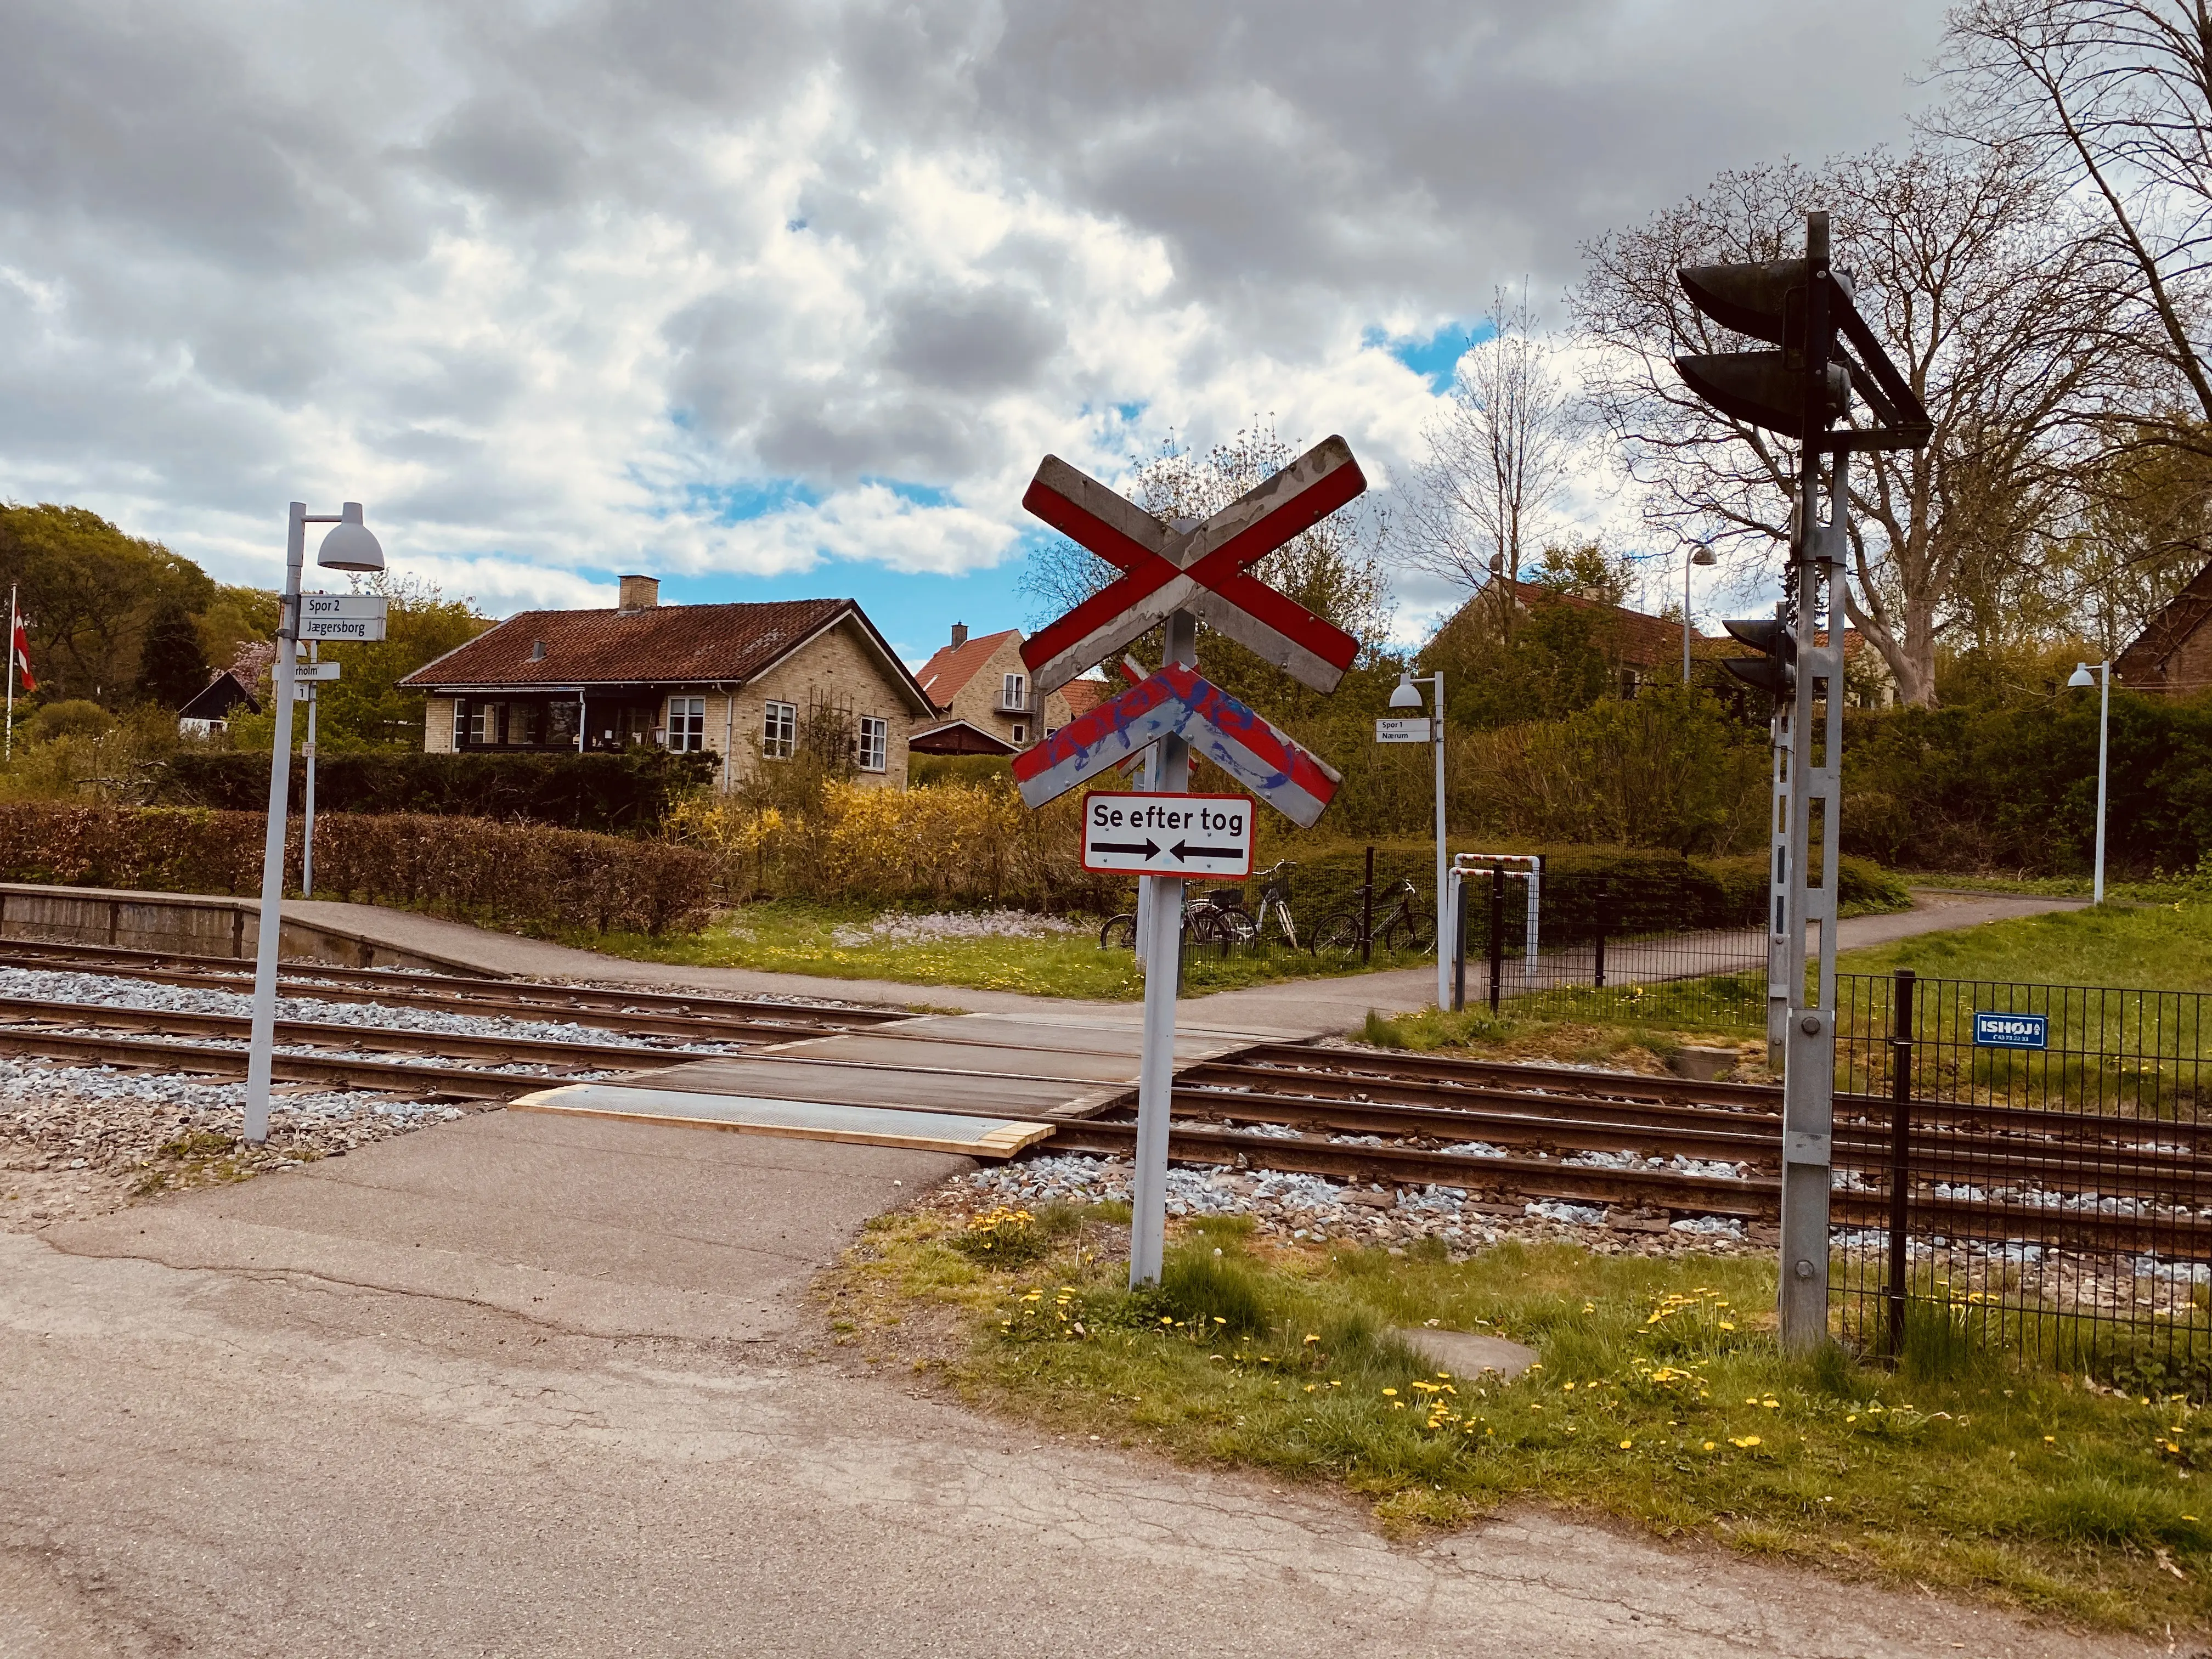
[1452,871,1468,1012]
[1593,879,1609,990]
[1362,844,1374,967]
[1487,865,1505,1015]
[1886,967,1916,1358]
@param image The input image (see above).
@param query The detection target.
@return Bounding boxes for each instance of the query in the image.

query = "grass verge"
[827,1206,2212,1632]
[1837,896,2212,994]
[577,899,1436,1000]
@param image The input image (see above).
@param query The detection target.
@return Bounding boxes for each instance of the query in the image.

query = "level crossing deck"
[512,1009,1288,1157]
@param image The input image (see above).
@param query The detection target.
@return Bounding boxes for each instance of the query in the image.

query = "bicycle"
[1201,861,1300,950]
[1311,875,1432,955]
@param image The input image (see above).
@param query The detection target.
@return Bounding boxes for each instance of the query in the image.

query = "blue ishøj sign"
[1973,1011,2048,1051]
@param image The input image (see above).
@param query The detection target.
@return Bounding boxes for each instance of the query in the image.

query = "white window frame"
[453,701,468,748]
[667,696,706,753]
[1002,672,1027,710]
[763,700,797,760]
[1011,721,1026,744]
[856,715,888,772]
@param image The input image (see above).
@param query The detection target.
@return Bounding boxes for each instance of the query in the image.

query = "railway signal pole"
[1675,213,1929,1350]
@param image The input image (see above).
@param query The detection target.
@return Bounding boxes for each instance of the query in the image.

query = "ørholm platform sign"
[1081,791,1254,878]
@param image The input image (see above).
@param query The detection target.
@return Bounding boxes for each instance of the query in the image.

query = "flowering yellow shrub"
[668,781,1119,912]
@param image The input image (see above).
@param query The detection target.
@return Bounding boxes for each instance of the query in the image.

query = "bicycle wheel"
[1214,907,1259,943]
[1099,913,1138,949]
[1381,909,1434,955]
[1310,913,1364,955]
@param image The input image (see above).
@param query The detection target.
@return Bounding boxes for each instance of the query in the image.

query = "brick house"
[910,624,1107,755]
[2117,561,2212,695]
[399,576,934,788]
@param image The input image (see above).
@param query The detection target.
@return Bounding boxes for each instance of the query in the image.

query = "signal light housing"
[1720,614,1797,698]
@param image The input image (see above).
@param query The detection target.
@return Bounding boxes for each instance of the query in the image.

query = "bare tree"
[1572,143,2117,705]
[1942,0,2212,450]
[1396,287,1578,591]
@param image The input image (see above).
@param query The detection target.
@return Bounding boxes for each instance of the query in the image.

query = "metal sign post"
[1011,441,1365,1286]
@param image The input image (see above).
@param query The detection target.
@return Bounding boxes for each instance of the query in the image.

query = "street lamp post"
[1391,668,1449,1009]
[2068,659,2112,905]
[1683,544,1716,684]
[244,503,384,1145]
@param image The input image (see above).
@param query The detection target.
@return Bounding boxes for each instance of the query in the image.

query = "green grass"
[829,1211,2212,1630]
[1837,894,2212,994]
[578,899,1436,1001]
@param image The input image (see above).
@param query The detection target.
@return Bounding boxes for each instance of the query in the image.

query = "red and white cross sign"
[1018,436,1368,696]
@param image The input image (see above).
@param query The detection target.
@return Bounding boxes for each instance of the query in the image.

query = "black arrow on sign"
[1092,839,1160,858]
[1169,841,1242,860]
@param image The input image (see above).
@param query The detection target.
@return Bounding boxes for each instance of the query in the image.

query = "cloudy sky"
[0,0,1944,662]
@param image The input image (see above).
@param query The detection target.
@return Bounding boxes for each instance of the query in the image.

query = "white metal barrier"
[1446,852,1543,1011]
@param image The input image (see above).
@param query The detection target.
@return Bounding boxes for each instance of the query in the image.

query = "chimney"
[618,574,659,613]
[950,623,968,648]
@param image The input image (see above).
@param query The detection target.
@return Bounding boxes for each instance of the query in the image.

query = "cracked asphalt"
[0,1108,2163,1657]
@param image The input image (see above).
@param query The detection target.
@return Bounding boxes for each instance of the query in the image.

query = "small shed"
[177,670,260,738]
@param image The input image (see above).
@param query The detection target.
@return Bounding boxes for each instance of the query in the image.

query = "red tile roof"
[1474,579,1709,669]
[1057,678,1109,718]
[913,628,1020,712]
[400,598,933,710]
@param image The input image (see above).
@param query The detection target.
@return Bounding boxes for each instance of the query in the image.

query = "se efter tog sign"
[1972,1011,2049,1051]
[1082,792,1254,878]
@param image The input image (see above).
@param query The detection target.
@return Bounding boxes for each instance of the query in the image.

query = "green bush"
[152,749,716,836]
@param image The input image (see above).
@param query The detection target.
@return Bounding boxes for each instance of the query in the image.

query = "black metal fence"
[1444,872,1769,1029]
[1830,969,2212,1387]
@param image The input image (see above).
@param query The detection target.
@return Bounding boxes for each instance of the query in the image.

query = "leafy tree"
[0,503,215,706]
[228,575,489,753]
[136,600,211,708]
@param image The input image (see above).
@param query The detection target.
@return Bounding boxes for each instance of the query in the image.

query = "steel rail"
[0,1027,587,1099]
[0,994,710,1072]
[0,938,911,1027]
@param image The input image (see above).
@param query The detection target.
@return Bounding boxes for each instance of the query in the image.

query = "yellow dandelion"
[1382,1388,1398,1397]
[1731,1435,1762,1448]
[1718,1321,1736,1331]
[1702,1441,1717,1451]
[1618,1440,1633,1449]
[1304,1334,1319,1344]
[2042,1435,2055,1443]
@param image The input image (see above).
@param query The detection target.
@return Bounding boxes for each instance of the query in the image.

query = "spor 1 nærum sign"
[1081,791,1255,879]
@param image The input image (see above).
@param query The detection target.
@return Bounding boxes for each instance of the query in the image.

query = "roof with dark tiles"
[399,597,933,711]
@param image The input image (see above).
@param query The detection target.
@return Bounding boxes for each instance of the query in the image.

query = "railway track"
[2,934,2202,1256]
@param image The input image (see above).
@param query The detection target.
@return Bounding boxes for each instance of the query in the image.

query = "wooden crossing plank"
[630,1057,1097,1115]
[509,1083,1052,1159]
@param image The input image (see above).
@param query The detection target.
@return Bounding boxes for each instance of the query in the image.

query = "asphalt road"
[0,1107,2155,1658]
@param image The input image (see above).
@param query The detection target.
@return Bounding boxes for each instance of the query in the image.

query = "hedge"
[152,749,718,836]
[0,804,715,935]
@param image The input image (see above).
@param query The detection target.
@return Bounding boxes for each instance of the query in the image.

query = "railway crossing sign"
[299,592,387,642]
[1019,436,1368,696]
[1012,662,1340,827]
[1081,791,1254,878]
[1012,430,1369,1295]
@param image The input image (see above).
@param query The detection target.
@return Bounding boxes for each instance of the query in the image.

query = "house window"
[1002,672,1027,710]
[469,703,500,744]
[453,701,468,747]
[856,715,887,772]
[667,697,706,753]
[1011,722,1026,744]
[763,700,797,759]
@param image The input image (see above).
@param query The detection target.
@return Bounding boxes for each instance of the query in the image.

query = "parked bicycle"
[1311,874,1432,955]
[1095,861,1300,951]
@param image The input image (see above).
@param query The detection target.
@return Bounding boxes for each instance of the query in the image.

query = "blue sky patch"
[1365,318,1498,392]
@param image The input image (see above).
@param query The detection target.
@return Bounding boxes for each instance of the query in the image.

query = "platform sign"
[292,659,342,682]
[1374,716,1430,743]
[299,592,387,642]
[1082,792,1254,878]
[1973,1010,2048,1051]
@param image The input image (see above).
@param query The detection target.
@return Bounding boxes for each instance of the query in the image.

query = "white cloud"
[0,0,1943,617]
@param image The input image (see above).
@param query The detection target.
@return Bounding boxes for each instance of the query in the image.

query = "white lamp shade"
[2067,663,2095,689]
[317,501,385,571]
[1389,672,1424,710]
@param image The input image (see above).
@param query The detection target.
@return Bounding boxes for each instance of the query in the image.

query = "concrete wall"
[0,883,490,974]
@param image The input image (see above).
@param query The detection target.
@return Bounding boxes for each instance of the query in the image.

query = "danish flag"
[10,614,34,693]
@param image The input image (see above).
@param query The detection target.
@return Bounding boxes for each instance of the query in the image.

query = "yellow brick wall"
[424,698,455,753]
[733,617,916,789]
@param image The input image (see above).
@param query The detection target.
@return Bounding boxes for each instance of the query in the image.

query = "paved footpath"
[3,1110,2154,1658]
[282,887,2090,1041]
